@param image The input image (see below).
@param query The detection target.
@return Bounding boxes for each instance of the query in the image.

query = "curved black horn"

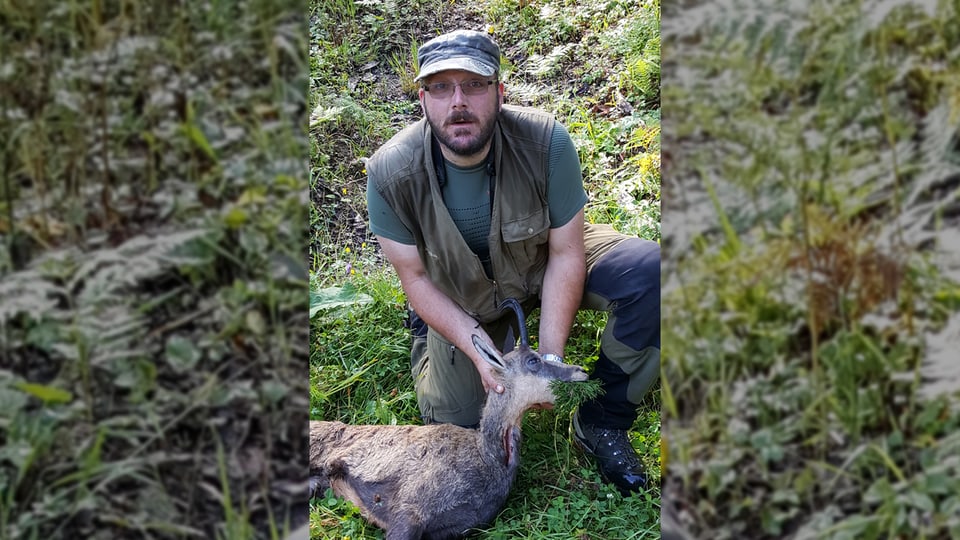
[497,298,529,348]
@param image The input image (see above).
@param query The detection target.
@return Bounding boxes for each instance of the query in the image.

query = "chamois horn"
[497,298,529,349]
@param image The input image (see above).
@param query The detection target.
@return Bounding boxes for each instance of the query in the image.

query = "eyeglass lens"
[424,80,493,98]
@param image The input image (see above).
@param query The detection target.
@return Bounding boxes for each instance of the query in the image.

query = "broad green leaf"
[260,379,289,405]
[309,283,373,318]
[165,336,202,372]
[0,386,29,415]
[0,441,32,470]
[13,382,73,404]
[237,187,267,205]
[223,207,248,229]
[901,491,935,513]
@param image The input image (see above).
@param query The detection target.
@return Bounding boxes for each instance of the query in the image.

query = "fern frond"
[69,229,212,304]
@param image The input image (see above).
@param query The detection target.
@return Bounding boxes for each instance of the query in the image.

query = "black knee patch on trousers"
[578,350,637,430]
[586,237,660,353]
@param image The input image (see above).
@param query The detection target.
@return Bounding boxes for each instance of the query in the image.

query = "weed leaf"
[165,336,202,372]
[309,283,373,319]
[13,382,73,404]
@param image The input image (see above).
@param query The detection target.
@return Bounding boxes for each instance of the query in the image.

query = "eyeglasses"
[422,79,495,98]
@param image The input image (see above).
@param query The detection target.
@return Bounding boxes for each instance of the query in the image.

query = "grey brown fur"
[310,300,588,540]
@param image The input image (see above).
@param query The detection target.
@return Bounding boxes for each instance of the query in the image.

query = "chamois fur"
[310,299,588,540]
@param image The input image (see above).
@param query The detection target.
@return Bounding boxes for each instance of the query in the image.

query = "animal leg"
[327,460,398,532]
[385,517,423,540]
[308,472,328,499]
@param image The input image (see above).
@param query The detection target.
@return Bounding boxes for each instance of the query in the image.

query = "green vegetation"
[309,0,661,538]
[663,0,960,538]
[1,2,308,538]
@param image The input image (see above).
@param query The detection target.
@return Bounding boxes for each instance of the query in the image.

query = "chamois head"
[471,299,588,406]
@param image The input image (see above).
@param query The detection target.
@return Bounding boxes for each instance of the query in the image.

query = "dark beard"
[426,102,500,157]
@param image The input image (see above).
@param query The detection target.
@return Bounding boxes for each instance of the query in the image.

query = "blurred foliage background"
[662,0,960,538]
[1,1,309,538]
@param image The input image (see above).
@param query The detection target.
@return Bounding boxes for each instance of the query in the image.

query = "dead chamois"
[310,298,588,539]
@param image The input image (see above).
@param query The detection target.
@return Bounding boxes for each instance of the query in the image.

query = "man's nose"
[449,84,468,106]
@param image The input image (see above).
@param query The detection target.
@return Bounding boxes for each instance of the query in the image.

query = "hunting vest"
[367,105,555,323]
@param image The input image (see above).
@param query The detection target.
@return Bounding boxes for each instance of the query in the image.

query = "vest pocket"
[501,208,550,269]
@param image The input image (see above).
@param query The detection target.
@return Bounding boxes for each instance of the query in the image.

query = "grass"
[663,0,960,538]
[308,0,661,538]
[1,1,308,537]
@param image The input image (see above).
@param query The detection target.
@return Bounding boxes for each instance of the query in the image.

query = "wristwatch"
[541,353,565,364]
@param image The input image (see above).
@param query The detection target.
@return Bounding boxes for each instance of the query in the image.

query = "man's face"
[419,69,504,159]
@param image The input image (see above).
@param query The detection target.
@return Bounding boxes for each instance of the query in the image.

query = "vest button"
[527,227,534,234]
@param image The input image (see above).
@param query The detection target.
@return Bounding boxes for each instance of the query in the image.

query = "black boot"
[572,410,646,495]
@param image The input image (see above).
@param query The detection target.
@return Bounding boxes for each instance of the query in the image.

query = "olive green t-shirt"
[367,121,588,275]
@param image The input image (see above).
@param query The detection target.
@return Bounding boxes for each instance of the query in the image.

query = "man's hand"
[475,357,504,394]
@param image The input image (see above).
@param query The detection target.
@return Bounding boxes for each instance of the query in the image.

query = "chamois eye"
[526,356,541,370]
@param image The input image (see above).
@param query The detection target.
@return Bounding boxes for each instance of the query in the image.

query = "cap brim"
[414,57,497,82]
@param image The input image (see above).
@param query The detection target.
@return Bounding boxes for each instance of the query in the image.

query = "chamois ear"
[472,335,506,372]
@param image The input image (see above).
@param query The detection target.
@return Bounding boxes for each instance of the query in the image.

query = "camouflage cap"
[414,30,501,82]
